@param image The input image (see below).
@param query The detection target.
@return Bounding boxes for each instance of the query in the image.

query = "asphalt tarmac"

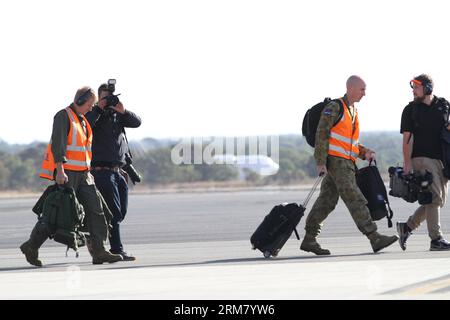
[1,189,450,299]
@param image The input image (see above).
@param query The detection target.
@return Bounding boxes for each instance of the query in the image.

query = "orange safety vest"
[39,107,93,180]
[328,99,360,162]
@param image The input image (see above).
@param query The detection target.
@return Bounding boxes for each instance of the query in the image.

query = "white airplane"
[213,154,279,176]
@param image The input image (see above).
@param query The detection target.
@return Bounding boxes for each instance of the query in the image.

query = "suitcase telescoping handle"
[302,173,325,208]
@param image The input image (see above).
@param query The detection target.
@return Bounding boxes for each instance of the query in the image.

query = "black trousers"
[91,169,129,253]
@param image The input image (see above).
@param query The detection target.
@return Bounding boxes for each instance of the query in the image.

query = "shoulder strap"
[409,102,419,131]
[385,200,393,228]
[121,126,134,159]
[437,97,450,125]
[65,246,79,258]
[332,99,344,126]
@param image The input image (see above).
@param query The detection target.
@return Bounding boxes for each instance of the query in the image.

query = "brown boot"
[368,231,399,253]
[92,250,123,264]
[20,241,42,267]
[85,236,94,257]
[300,235,331,255]
[20,222,49,267]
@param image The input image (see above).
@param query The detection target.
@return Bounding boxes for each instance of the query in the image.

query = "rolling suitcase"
[250,174,323,258]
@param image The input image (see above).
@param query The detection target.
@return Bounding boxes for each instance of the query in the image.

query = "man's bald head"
[346,75,365,90]
[346,75,366,104]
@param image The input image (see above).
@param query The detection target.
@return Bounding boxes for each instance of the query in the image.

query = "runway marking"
[406,279,450,295]
[383,274,450,295]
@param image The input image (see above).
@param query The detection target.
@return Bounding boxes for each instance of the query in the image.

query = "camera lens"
[105,95,119,107]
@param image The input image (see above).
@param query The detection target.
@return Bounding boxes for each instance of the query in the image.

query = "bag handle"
[294,172,325,241]
[293,228,300,240]
[293,174,324,241]
[302,173,325,208]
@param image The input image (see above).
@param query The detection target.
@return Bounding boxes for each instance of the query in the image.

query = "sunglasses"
[410,79,423,89]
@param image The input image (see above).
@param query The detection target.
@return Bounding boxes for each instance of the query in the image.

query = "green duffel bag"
[41,186,87,256]
[53,229,87,257]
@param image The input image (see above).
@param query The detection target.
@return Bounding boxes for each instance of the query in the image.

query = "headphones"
[75,88,93,106]
[422,80,433,95]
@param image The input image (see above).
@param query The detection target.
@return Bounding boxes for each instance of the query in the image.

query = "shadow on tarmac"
[101,251,379,271]
[2,252,379,272]
[0,262,79,272]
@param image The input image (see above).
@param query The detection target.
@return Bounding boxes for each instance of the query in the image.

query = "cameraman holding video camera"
[86,80,142,261]
[398,74,450,251]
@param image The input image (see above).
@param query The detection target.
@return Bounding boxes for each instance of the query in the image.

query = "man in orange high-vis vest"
[300,75,399,255]
[20,86,123,266]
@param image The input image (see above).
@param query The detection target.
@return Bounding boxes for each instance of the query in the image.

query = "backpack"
[410,97,450,178]
[440,99,450,178]
[302,98,344,147]
[40,186,87,256]
[410,96,449,129]
[356,161,393,228]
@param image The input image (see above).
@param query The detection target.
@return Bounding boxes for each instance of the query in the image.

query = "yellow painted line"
[405,279,450,295]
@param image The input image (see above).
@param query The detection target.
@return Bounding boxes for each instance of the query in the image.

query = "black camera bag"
[356,161,393,228]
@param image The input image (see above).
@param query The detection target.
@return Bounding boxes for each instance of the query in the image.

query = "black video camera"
[102,79,121,109]
[388,166,433,205]
[123,153,142,185]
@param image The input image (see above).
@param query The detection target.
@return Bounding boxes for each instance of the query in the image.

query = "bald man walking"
[300,76,399,255]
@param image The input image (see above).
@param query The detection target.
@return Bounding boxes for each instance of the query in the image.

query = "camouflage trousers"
[304,156,377,238]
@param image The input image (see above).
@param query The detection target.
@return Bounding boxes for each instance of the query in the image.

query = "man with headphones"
[397,74,450,251]
[20,86,123,266]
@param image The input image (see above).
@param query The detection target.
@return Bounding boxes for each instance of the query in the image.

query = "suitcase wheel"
[263,251,272,259]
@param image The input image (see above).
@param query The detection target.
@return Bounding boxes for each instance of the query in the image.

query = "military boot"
[20,222,50,267]
[85,234,94,257]
[92,250,123,264]
[300,235,331,255]
[368,231,399,253]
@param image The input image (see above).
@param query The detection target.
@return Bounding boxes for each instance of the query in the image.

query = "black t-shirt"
[400,96,447,160]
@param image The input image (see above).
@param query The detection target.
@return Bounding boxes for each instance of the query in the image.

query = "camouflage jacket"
[314,94,371,166]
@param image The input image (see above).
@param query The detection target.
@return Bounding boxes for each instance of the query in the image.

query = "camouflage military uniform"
[305,95,377,238]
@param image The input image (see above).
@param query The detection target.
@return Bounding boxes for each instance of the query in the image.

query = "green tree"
[194,163,239,181]
[0,159,10,190]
